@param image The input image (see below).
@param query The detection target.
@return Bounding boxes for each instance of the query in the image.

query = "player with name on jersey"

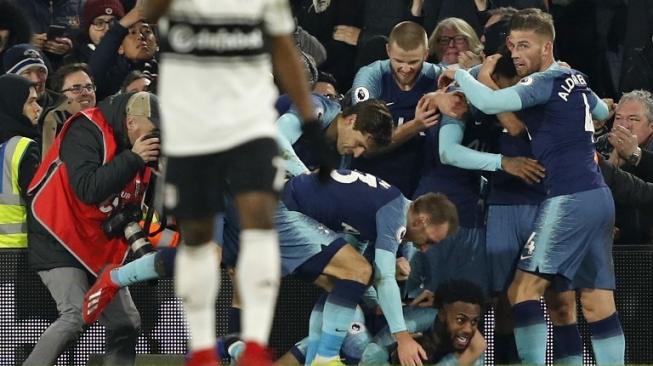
[451,8,623,365]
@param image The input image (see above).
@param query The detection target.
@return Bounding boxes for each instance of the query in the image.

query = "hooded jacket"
[0,74,41,201]
[27,92,146,272]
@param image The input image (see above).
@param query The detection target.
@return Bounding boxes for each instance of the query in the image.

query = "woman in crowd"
[428,17,483,67]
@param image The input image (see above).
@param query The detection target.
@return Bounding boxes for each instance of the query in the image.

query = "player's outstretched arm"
[374,249,427,366]
[142,0,174,22]
[439,117,502,172]
[454,68,523,115]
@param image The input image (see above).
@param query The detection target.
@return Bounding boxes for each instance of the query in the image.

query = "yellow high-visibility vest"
[0,136,34,248]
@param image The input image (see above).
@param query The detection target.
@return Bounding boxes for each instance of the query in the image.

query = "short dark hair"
[51,63,93,92]
[342,99,393,149]
[412,193,459,236]
[121,70,148,92]
[388,21,428,51]
[434,279,486,311]
[492,46,517,80]
[316,71,338,92]
[487,6,518,20]
[510,8,555,41]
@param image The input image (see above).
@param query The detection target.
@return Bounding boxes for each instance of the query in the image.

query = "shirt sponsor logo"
[166,20,265,57]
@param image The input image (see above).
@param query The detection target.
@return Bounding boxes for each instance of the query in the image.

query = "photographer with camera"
[24,91,160,366]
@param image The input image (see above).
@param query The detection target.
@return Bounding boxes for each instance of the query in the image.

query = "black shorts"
[163,138,283,219]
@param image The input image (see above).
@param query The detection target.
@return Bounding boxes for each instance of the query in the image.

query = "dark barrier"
[0,245,651,365]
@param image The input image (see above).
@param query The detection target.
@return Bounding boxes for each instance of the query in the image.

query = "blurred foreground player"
[144,0,330,365]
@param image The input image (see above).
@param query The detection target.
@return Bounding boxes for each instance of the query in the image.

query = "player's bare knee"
[179,217,215,245]
[508,271,548,304]
[579,293,615,323]
[548,301,577,325]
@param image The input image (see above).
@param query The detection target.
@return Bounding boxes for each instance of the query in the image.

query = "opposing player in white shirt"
[144,0,331,364]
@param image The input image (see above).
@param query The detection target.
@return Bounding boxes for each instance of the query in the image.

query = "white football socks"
[236,229,281,345]
[175,242,219,350]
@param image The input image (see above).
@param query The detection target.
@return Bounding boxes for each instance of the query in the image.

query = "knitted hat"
[3,43,48,77]
[81,0,125,31]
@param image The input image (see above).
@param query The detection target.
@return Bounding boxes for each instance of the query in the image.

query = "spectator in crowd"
[423,0,489,37]
[600,154,653,208]
[65,0,126,65]
[604,90,653,244]
[41,62,97,154]
[0,74,42,249]
[4,43,51,102]
[609,92,653,184]
[17,0,77,72]
[357,0,423,48]
[89,4,158,100]
[3,43,70,132]
[294,25,327,66]
[428,17,483,67]
[120,70,151,93]
[16,0,80,35]
[292,0,365,91]
[618,0,653,94]
[0,0,33,70]
[24,92,160,366]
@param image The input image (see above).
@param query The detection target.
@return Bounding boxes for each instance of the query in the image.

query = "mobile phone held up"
[46,25,66,40]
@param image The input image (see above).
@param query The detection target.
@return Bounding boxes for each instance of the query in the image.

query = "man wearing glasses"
[39,63,98,154]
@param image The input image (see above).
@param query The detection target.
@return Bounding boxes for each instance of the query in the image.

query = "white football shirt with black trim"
[159,0,294,156]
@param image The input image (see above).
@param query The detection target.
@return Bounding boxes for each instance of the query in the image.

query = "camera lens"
[124,222,154,258]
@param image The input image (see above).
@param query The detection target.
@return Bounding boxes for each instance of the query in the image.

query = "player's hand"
[609,125,638,159]
[396,331,428,366]
[302,120,336,183]
[414,96,440,130]
[396,257,411,281]
[501,156,546,184]
[437,68,457,89]
[120,5,146,28]
[409,289,434,308]
[132,133,160,163]
[438,91,467,120]
[479,53,501,79]
[333,25,361,46]
[458,51,483,69]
